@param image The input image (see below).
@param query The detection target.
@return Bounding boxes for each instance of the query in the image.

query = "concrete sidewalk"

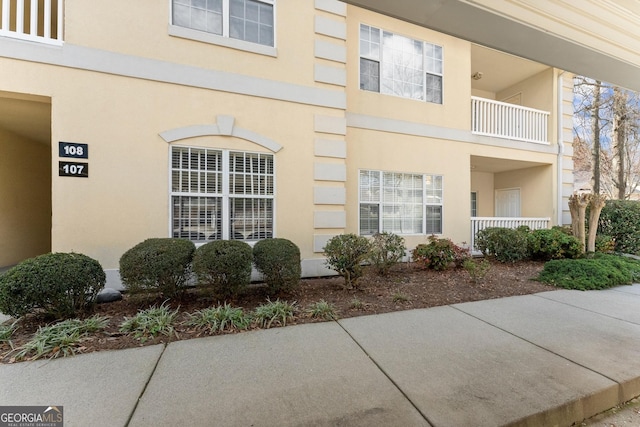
[2,285,640,426]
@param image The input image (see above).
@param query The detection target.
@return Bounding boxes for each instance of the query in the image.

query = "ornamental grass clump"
[14,316,109,361]
[119,238,195,297]
[323,234,372,289]
[186,303,252,334]
[0,252,105,319]
[253,299,297,328]
[306,300,338,320]
[119,304,179,342]
[192,240,253,298]
[253,238,301,295]
[0,321,18,348]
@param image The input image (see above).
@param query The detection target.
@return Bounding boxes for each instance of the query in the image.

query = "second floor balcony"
[470,44,552,145]
[471,96,550,144]
[0,0,63,45]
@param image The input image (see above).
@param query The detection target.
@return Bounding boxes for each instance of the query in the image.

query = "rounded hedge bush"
[475,227,529,263]
[0,252,105,319]
[192,240,253,297]
[253,238,301,294]
[119,238,195,297]
[527,228,581,261]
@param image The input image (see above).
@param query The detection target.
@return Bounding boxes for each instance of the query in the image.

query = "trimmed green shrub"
[323,234,372,289]
[0,252,105,319]
[463,258,491,283]
[537,253,640,290]
[366,232,406,276]
[193,240,252,297]
[527,228,581,261]
[253,238,301,294]
[119,238,195,297]
[595,235,615,253]
[598,200,640,254]
[412,236,470,270]
[475,227,529,263]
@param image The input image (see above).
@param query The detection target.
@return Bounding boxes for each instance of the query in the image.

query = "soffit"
[343,0,640,91]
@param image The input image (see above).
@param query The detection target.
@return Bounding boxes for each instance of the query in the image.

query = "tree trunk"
[587,194,606,252]
[568,193,589,253]
[612,87,628,199]
[592,81,601,194]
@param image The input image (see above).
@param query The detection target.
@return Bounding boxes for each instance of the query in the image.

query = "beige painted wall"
[346,127,471,248]
[0,129,51,267]
[470,171,494,217]
[494,165,554,219]
[497,68,555,143]
[0,0,565,275]
[64,0,320,88]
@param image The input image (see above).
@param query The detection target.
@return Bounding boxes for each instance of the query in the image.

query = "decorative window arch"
[160,115,280,242]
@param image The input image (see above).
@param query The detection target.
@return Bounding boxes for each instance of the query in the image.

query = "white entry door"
[495,188,521,217]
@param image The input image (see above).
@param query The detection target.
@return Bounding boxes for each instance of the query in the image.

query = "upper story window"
[360,24,443,104]
[172,0,275,47]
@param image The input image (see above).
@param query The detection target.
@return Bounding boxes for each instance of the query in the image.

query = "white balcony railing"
[0,0,63,45]
[470,216,550,253]
[471,96,550,144]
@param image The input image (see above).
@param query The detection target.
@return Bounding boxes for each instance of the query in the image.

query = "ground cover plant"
[13,316,109,361]
[537,253,640,290]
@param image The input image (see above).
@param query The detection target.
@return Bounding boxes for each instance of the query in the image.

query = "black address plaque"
[59,161,89,178]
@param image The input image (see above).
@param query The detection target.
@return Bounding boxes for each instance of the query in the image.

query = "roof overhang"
[342,0,640,91]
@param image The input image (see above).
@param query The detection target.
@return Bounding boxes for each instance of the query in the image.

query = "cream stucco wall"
[0,129,51,267]
[0,0,568,280]
[346,127,471,248]
[494,165,554,219]
[470,171,494,217]
[64,0,321,89]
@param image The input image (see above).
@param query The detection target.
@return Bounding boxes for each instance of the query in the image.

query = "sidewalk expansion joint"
[334,319,435,427]
[533,293,640,326]
[124,343,167,427]
[450,305,621,387]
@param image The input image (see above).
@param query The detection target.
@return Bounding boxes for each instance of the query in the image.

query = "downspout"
[557,70,567,226]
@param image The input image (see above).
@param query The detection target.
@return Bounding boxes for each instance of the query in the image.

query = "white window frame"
[358,169,444,236]
[169,146,276,242]
[169,0,277,57]
[359,24,443,104]
[470,191,478,217]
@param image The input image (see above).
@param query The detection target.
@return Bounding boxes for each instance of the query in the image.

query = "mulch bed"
[0,260,554,363]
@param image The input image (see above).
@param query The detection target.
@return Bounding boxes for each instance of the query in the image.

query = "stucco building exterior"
[0,0,576,286]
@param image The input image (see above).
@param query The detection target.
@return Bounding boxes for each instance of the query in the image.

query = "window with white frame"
[171,146,274,242]
[359,170,443,235]
[470,191,477,217]
[359,24,443,104]
[172,0,275,47]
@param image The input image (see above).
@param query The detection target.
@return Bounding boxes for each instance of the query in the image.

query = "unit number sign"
[58,142,89,178]
[59,161,89,178]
